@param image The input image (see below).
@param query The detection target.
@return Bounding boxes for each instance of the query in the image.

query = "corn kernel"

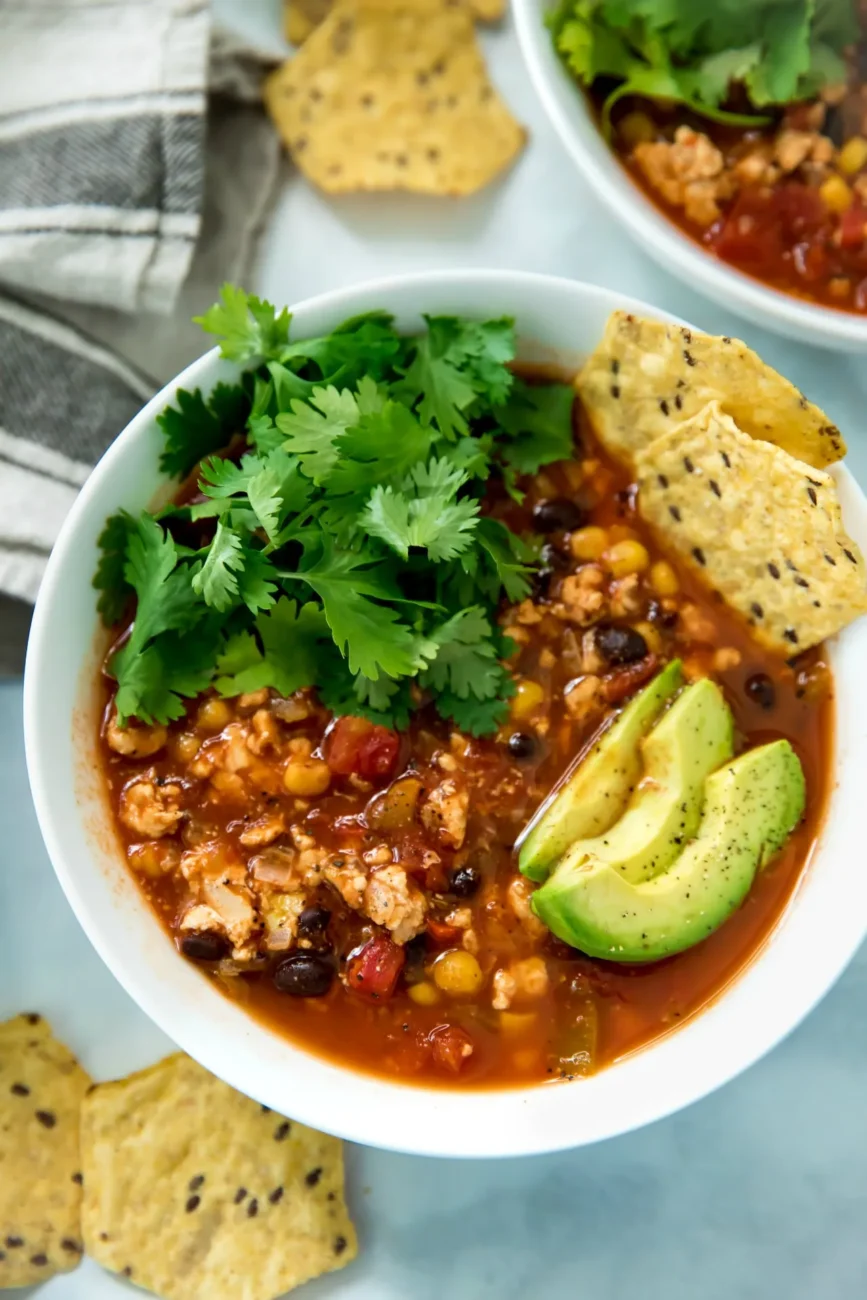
[820,173,853,214]
[649,559,679,597]
[282,757,331,797]
[634,621,662,654]
[407,981,440,1007]
[838,136,867,176]
[173,732,201,764]
[197,697,232,732]
[511,678,545,720]
[604,539,650,578]
[569,526,608,561]
[618,110,656,148]
[433,949,484,997]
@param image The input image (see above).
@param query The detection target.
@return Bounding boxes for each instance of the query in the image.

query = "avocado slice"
[555,678,734,887]
[532,740,806,962]
[518,659,684,882]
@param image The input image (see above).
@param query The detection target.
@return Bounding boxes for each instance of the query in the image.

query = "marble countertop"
[4,1,867,1295]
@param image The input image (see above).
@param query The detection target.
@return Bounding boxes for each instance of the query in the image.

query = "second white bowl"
[513,0,867,352]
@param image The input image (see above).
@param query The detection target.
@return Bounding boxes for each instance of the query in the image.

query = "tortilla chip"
[81,1053,357,1300]
[578,312,845,472]
[636,402,867,654]
[0,1014,90,1287]
[265,0,526,196]
[284,0,332,44]
[284,0,504,43]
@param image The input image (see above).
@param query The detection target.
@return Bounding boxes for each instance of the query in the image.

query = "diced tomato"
[772,182,826,234]
[711,191,781,267]
[601,655,659,705]
[712,184,827,272]
[326,716,400,781]
[425,918,463,946]
[428,1024,475,1074]
[839,206,867,251]
[345,935,405,1001]
[357,728,400,780]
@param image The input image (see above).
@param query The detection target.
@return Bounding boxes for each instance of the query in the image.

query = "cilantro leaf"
[280,312,404,385]
[114,625,221,726]
[94,509,136,625]
[157,383,249,480]
[318,662,414,730]
[214,598,330,697]
[236,547,279,613]
[473,518,537,603]
[361,458,479,562]
[328,400,432,495]
[194,284,291,363]
[422,606,503,701]
[198,449,313,544]
[396,319,478,441]
[288,537,435,680]
[435,680,515,737]
[275,385,365,484]
[191,520,244,611]
[496,379,576,475]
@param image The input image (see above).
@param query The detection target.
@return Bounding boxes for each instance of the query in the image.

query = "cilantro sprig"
[95,285,577,734]
[551,0,857,134]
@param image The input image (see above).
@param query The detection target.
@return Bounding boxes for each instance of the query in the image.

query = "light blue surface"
[6,1,867,1294]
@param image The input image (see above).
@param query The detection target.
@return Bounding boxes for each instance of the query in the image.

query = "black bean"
[745,673,776,711]
[507,731,538,761]
[273,953,334,997]
[449,865,481,898]
[530,545,568,601]
[824,105,844,147]
[532,498,586,534]
[298,906,331,937]
[180,933,229,962]
[540,542,568,570]
[595,624,648,666]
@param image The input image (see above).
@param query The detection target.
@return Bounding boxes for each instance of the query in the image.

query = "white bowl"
[24,270,867,1158]
[513,0,867,352]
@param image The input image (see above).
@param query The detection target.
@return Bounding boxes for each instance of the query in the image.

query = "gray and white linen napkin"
[0,0,282,612]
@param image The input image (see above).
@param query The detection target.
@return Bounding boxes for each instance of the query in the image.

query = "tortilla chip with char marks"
[266,0,525,196]
[577,311,845,471]
[0,1014,90,1287]
[636,402,867,654]
[81,1052,356,1300]
[284,0,505,44]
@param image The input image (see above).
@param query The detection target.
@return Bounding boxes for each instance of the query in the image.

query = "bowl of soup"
[23,270,867,1156]
[513,0,867,350]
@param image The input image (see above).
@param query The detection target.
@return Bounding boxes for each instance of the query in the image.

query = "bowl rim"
[23,268,867,1159]
[511,0,867,349]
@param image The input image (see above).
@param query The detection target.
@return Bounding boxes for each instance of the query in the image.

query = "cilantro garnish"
[94,287,577,733]
[550,0,857,132]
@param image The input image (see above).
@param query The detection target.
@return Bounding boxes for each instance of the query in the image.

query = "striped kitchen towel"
[0,0,281,605]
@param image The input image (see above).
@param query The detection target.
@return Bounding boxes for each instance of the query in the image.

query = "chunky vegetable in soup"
[94,292,847,1088]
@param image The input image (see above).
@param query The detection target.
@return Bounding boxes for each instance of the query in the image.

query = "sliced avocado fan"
[554,677,734,888]
[531,740,806,963]
[518,659,684,882]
